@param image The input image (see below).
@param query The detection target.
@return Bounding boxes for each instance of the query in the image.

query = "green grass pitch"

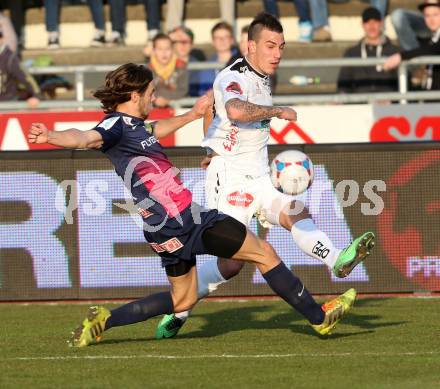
[1,297,439,389]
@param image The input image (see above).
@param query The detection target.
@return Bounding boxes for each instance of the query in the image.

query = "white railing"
[1,56,440,111]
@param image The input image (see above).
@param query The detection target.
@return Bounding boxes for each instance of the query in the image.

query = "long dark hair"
[93,63,154,113]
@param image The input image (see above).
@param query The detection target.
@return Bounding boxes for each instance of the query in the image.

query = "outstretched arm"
[153,93,213,139]
[28,123,104,149]
[225,98,297,122]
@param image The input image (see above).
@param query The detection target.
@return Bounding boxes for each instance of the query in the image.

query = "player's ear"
[131,91,139,103]
[248,40,257,54]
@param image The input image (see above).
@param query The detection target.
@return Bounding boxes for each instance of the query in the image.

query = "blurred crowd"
[0,0,439,108]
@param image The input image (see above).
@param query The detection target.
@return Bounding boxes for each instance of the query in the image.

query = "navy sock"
[262,262,325,325]
[105,291,174,330]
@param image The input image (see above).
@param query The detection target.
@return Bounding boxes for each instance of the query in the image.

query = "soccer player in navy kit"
[29,63,356,347]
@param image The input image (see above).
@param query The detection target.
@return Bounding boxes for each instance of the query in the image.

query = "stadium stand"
[0,1,427,96]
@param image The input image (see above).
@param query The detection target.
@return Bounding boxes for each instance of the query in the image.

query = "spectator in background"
[337,7,398,94]
[166,0,236,34]
[141,0,161,42]
[169,25,206,99]
[141,0,162,58]
[148,33,188,107]
[263,0,313,42]
[169,25,206,63]
[87,0,126,47]
[391,5,431,51]
[0,11,18,53]
[0,26,40,107]
[44,0,62,49]
[6,0,25,51]
[192,21,237,96]
[384,0,440,91]
[227,24,249,65]
[310,0,388,42]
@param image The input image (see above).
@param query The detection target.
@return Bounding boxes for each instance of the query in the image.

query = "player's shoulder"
[96,113,122,131]
[96,113,144,132]
[217,57,248,81]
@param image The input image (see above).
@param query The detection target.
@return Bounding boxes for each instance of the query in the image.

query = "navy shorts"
[143,202,228,267]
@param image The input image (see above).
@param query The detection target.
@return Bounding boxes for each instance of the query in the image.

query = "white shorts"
[205,156,293,227]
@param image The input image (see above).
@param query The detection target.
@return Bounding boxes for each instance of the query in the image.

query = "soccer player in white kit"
[156,12,375,338]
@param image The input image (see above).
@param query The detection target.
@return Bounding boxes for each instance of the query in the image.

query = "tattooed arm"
[225,98,297,122]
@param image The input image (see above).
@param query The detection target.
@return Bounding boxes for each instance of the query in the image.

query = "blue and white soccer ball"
[270,150,314,195]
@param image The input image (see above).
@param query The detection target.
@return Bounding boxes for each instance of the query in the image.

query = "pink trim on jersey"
[134,158,192,218]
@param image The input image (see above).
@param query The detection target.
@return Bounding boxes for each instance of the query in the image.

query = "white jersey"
[201,57,273,177]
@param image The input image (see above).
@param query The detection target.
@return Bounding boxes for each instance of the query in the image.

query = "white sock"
[290,218,341,269]
[197,260,227,299]
[175,311,189,321]
[173,261,226,320]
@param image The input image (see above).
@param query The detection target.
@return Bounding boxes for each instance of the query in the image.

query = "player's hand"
[383,53,402,71]
[28,123,49,144]
[278,107,297,121]
[200,155,212,169]
[191,91,213,119]
[26,97,40,109]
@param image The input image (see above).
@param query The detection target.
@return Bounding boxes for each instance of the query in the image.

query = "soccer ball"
[270,150,314,195]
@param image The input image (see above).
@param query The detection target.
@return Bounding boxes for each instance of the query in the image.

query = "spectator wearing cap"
[384,0,440,90]
[0,26,40,107]
[310,0,388,42]
[148,33,189,108]
[337,7,399,94]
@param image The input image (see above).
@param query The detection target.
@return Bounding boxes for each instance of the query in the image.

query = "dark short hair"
[93,63,154,113]
[362,7,382,22]
[241,24,250,34]
[211,21,234,37]
[152,33,172,48]
[248,12,283,41]
[169,25,195,42]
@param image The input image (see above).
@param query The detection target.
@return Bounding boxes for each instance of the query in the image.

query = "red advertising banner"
[0,108,176,151]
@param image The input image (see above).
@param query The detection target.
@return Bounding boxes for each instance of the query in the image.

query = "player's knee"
[259,240,278,262]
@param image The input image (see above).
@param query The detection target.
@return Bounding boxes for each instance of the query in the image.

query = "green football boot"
[68,306,111,348]
[312,288,356,336]
[333,232,375,278]
[155,314,186,339]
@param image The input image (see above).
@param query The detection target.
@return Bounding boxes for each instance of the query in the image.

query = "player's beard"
[138,99,151,120]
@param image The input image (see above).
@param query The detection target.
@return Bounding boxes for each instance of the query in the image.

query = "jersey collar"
[243,57,269,80]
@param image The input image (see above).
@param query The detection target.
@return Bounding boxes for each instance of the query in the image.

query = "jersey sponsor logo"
[226,81,243,95]
[223,126,239,152]
[140,136,158,149]
[312,241,330,259]
[149,237,184,254]
[137,207,153,219]
[97,116,119,131]
[227,191,254,207]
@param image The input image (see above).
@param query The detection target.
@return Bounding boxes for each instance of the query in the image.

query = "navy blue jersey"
[93,112,193,226]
